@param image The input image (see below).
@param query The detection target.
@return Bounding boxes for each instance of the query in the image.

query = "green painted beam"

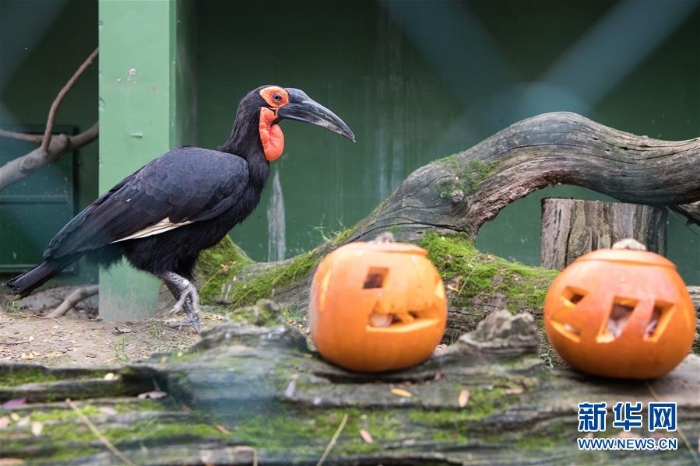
[98,0,187,321]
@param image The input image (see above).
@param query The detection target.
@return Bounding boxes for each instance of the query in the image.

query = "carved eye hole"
[273,93,282,103]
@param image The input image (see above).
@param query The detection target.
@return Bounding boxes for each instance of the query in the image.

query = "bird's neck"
[219,109,270,190]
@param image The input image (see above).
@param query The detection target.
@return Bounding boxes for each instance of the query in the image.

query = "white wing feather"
[111,218,193,243]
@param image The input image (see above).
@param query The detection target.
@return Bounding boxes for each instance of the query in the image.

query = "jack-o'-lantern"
[544,240,696,379]
[309,241,447,372]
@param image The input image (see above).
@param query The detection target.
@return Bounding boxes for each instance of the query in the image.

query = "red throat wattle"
[259,108,284,161]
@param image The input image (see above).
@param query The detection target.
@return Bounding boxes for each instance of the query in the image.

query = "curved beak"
[277,89,355,142]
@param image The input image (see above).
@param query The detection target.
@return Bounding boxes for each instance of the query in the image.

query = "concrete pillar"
[98,0,191,320]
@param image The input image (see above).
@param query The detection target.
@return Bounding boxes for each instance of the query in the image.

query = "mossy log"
[2,310,699,465]
[194,112,700,346]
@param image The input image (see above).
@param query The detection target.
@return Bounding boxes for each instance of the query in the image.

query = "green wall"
[0,0,98,286]
[194,0,699,284]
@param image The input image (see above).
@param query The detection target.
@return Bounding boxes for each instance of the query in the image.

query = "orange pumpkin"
[309,241,447,372]
[544,247,696,379]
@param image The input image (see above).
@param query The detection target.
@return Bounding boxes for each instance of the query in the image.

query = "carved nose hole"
[598,298,637,343]
[363,267,389,289]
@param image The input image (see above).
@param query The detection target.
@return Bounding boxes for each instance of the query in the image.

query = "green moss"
[233,406,415,455]
[223,250,320,308]
[0,368,62,387]
[0,366,112,388]
[437,160,502,197]
[0,400,179,462]
[330,225,357,246]
[418,232,557,313]
[102,417,228,445]
[408,385,509,432]
[198,235,254,304]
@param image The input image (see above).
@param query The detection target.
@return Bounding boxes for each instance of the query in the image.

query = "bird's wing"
[44,148,249,258]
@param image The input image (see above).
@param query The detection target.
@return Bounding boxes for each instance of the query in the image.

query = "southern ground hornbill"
[5,85,354,332]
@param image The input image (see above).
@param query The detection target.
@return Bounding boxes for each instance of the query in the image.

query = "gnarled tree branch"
[347,112,700,243]
[0,47,99,192]
[40,47,99,152]
[0,122,98,191]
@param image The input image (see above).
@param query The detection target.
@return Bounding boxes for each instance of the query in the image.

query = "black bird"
[5,85,354,331]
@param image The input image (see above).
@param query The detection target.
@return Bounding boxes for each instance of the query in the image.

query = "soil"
[0,286,210,367]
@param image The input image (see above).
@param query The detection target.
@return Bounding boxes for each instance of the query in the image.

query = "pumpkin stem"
[611,238,647,251]
[371,232,395,244]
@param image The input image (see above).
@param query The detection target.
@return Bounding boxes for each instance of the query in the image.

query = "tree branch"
[41,47,99,152]
[0,47,99,192]
[0,129,44,143]
[346,112,700,243]
[44,285,99,319]
[0,122,98,191]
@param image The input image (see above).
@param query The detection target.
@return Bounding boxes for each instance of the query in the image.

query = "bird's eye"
[273,93,282,102]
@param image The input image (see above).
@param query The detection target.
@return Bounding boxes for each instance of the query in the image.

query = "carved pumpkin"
[309,241,447,372]
[544,244,696,379]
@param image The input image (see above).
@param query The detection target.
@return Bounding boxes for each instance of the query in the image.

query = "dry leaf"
[214,424,230,434]
[85,353,97,359]
[284,378,297,398]
[359,429,374,444]
[98,407,118,416]
[2,397,27,409]
[159,356,168,364]
[390,388,412,398]
[137,390,167,399]
[0,458,25,465]
[458,389,470,408]
[31,422,43,436]
[504,387,524,395]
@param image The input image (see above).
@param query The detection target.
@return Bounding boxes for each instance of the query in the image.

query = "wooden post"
[540,199,666,269]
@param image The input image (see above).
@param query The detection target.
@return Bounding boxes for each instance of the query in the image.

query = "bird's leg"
[159,272,203,332]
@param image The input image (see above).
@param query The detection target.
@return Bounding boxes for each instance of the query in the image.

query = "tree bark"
[540,199,667,269]
[2,310,698,465]
[342,112,700,245]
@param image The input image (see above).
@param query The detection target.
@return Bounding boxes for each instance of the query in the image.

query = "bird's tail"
[4,258,76,298]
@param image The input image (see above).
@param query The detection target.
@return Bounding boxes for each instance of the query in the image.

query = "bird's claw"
[168,281,203,333]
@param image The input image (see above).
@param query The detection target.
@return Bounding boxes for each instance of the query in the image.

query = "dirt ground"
[0,286,211,367]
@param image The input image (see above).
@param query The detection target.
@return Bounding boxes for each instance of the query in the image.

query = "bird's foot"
[161,272,203,333]
[170,280,199,315]
[167,300,203,333]
[185,310,204,333]
[169,294,203,333]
